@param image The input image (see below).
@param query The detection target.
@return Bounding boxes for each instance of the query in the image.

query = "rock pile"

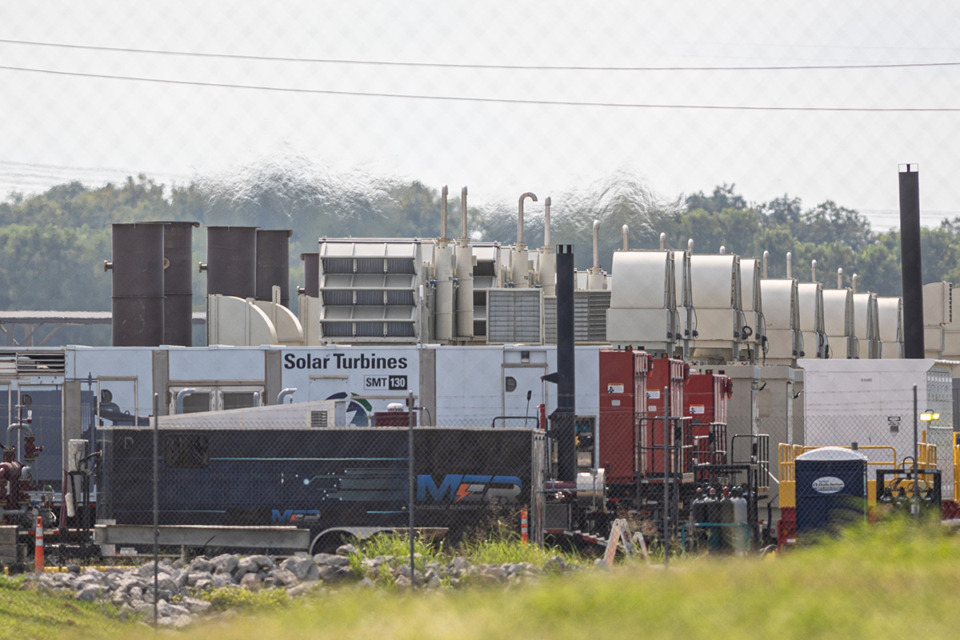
[23,546,580,628]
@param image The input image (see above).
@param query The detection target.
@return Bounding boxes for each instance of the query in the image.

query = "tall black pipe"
[555,244,576,482]
[556,245,576,413]
[899,165,924,358]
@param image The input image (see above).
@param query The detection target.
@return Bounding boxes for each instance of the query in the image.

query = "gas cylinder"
[730,486,749,555]
[691,487,706,524]
[719,486,734,552]
[704,486,720,550]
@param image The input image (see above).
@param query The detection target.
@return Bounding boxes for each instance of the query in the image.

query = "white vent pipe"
[592,220,600,269]
[622,224,629,251]
[762,250,769,278]
[811,259,817,282]
[786,252,792,279]
[544,197,552,248]
[440,185,449,240]
[659,232,666,251]
[852,273,858,293]
[837,268,844,289]
[518,192,537,246]
[460,186,469,241]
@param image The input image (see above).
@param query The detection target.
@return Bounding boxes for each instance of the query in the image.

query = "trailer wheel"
[310,531,358,556]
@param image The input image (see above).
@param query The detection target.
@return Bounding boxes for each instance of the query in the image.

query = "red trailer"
[682,369,732,475]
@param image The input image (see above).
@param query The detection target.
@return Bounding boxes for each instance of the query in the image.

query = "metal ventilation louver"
[544,291,611,344]
[486,289,543,344]
[311,410,329,428]
[0,350,67,377]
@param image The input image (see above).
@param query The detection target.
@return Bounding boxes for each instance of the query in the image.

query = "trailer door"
[501,358,547,428]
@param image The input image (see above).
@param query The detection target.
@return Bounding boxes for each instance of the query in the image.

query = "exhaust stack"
[899,164,924,358]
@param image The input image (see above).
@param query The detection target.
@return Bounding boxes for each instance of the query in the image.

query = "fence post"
[408,391,416,590]
[152,393,159,629]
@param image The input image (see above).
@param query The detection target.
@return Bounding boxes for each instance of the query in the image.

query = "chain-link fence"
[93,399,548,558]
[83,399,958,561]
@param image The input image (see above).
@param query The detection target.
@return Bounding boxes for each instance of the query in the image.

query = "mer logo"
[417,474,522,504]
[271,509,321,523]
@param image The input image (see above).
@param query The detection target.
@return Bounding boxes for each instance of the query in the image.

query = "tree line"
[2,171,958,328]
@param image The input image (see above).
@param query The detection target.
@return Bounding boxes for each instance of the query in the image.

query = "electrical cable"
[2,37,959,72]
[2,64,959,112]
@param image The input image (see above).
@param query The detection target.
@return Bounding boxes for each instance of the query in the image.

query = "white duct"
[659,232,666,251]
[622,224,629,251]
[852,273,859,294]
[763,250,769,278]
[786,252,793,279]
[540,196,556,297]
[688,238,694,254]
[811,259,817,283]
[837,268,844,289]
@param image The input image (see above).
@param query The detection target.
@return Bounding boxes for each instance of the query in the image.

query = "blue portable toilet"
[795,447,868,537]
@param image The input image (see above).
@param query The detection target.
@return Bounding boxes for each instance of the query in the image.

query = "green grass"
[0,574,139,640]
[9,517,960,640]
[346,531,586,585]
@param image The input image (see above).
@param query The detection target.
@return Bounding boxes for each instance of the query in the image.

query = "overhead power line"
[2,64,959,112]
[2,37,960,72]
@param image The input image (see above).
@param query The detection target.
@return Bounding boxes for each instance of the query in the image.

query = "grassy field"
[3,517,958,640]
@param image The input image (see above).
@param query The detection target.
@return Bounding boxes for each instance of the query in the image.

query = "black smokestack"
[899,165,924,358]
[555,244,576,481]
[556,245,576,413]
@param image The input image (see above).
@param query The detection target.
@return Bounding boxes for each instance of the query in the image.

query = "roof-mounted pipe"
[719,246,726,254]
[811,259,817,283]
[786,252,793,279]
[460,186,469,242]
[837,267,844,289]
[687,238,694,254]
[852,273,858,293]
[622,224,629,251]
[440,185,449,240]
[544,197,552,248]
[175,388,196,414]
[518,192,537,246]
[592,220,600,269]
[277,388,297,404]
[762,250,769,278]
[659,232,666,251]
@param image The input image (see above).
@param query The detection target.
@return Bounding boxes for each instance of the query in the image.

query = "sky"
[2,1,960,231]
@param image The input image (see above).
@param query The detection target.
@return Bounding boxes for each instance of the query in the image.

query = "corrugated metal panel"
[487,289,542,344]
